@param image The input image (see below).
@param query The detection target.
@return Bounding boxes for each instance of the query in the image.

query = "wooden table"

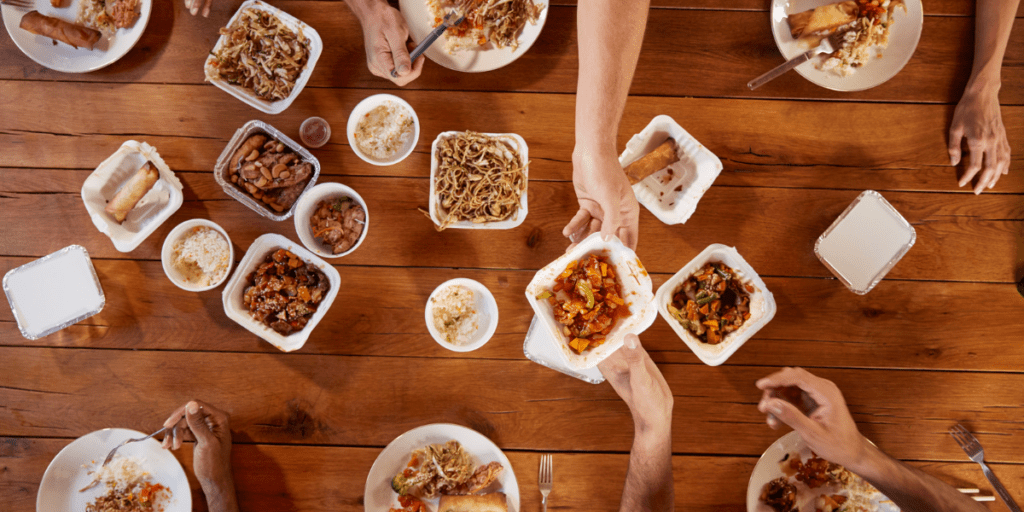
[2,1,1023,510]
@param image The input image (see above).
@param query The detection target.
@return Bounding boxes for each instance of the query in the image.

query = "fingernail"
[187,401,199,414]
[191,6,198,14]
[602,233,613,243]
[768,402,782,415]
[397,65,409,75]
[625,335,637,349]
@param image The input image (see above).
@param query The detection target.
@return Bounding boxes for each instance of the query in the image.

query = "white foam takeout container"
[525,233,657,370]
[3,245,105,340]
[204,0,322,114]
[214,120,321,221]
[655,244,776,366]
[522,316,605,384]
[293,182,370,258]
[428,131,529,230]
[346,94,420,166]
[620,115,722,225]
[221,233,340,352]
[814,190,916,295]
[161,219,234,292]
[424,278,499,353]
[81,141,183,253]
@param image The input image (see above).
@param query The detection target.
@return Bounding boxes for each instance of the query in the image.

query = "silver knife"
[747,30,848,90]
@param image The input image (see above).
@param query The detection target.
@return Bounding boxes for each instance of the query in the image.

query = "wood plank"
[1,348,1022,461]
[2,85,1021,192]
[3,437,1021,512]
[2,5,1021,104]
[2,257,1022,371]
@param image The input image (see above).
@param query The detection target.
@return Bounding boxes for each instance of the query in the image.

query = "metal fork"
[78,427,168,492]
[949,424,1022,512]
[391,0,473,77]
[538,453,553,512]
[747,29,850,90]
[0,0,34,9]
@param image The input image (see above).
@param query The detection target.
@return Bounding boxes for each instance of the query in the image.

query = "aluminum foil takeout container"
[814,190,916,295]
[620,115,722,225]
[523,316,605,384]
[214,120,321,221]
[3,245,105,340]
[428,131,529,230]
[81,141,183,253]
[221,233,340,352]
[525,233,657,370]
[204,0,322,115]
[655,244,776,366]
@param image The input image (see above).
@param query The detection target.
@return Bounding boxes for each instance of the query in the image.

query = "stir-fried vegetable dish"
[243,249,330,335]
[667,262,754,345]
[391,440,503,499]
[210,8,310,102]
[537,254,630,354]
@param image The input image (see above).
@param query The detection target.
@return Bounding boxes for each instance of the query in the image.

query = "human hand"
[949,85,1011,194]
[756,368,871,471]
[563,146,640,251]
[353,0,425,86]
[161,401,235,498]
[184,0,213,17]
[598,334,673,435]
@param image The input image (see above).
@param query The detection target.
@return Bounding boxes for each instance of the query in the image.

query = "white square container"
[214,120,321,221]
[814,190,916,295]
[428,132,529,230]
[522,316,605,384]
[204,0,322,115]
[620,115,722,225]
[221,233,340,352]
[525,233,657,370]
[3,245,105,340]
[655,244,776,366]
[81,141,183,253]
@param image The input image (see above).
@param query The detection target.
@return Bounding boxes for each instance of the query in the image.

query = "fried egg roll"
[19,11,101,51]
[105,162,159,223]
[623,138,679,185]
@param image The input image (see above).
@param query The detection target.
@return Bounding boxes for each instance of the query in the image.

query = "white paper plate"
[424,278,499,352]
[2,0,151,73]
[746,431,895,512]
[769,0,923,91]
[37,428,191,512]
[364,423,520,512]
[397,0,547,73]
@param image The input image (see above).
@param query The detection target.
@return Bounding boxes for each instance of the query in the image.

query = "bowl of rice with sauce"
[161,219,233,292]
[346,94,419,166]
[425,278,498,352]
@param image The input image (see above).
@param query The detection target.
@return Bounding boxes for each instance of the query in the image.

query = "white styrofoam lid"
[3,245,105,339]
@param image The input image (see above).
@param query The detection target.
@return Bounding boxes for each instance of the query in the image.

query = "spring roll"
[105,162,159,223]
[623,138,679,185]
[19,11,101,51]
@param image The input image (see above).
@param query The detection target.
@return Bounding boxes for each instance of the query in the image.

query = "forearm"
[203,478,240,512]
[618,427,674,512]
[574,0,650,156]
[965,0,1020,91]
[849,443,986,512]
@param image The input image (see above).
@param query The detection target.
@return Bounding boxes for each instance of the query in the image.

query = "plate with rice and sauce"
[37,428,191,512]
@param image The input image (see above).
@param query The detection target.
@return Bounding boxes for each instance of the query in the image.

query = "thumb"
[388,31,412,76]
[599,206,621,243]
[948,127,963,166]
[765,398,819,437]
[622,334,645,367]
[184,401,214,444]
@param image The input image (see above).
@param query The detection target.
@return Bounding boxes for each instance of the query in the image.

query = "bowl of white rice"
[346,94,420,166]
[161,219,234,292]
[425,278,498,352]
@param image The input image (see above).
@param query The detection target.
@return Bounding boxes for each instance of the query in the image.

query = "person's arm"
[757,368,986,512]
[948,0,1019,194]
[598,334,675,512]
[162,401,240,512]
[344,0,425,86]
[562,0,649,250]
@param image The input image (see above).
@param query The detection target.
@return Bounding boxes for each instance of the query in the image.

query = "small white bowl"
[425,278,499,352]
[346,94,420,166]
[293,183,369,258]
[161,219,234,292]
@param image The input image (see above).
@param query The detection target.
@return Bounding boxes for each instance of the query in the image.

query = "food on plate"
[788,1,858,38]
[536,254,630,354]
[228,134,314,212]
[623,138,679,185]
[19,11,102,51]
[243,249,330,335]
[80,456,171,512]
[209,7,311,102]
[787,0,907,77]
[51,0,65,8]
[760,477,797,512]
[666,262,754,345]
[309,197,366,254]
[439,492,508,512]
[172,226,231,287]
[790,455,849,488]
[430,131,527,229]
[105,162,159,223]
[78,0,141,33]
[389,495,428,512]
[429,0,544,53]
[391,440,503,499]
[353,102,414,160]
[816,494,849,512]
[430,284,479,346]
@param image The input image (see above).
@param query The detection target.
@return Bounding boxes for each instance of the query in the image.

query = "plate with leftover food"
[347,94,420,166]
[427,131,529,230]
[364,423,520,512]
[425,278,498,352]
[37,428,190,512]
[398,0,547,73]
[161,219,234,292]
[655,244,775,366]
[747,430,895,512]
[2,0,151,73]
[294,182,370,258]
[769,0,922,91]
[204,0,321,114]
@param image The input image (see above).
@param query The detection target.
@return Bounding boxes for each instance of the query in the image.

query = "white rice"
[173,227,230,287]
[353,102,414,161]
[430,285,479,346]
[85,455,147,491]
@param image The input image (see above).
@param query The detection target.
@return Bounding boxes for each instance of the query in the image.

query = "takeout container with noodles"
[214,120,321,221]
[620,115,722,225]
[204,0,322,114]
[81,141,183,252]
[293,182,370,258]
[221,233,340,352]
[655,244,776,366]
[427,131,529,229]
[525,233,657,370]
